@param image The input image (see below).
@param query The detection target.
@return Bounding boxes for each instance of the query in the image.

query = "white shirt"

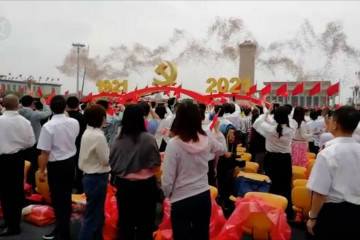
[0,111,35,154]
[253,113,295,153]
[79,126,110,174]
[306,119,318,143]
[294,121,312,142]
[307,137,360,204]
[319,132,334,148]
[37,114,79,162]
[223,104,243,130]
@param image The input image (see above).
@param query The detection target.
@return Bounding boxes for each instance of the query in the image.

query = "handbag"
[234,175,271,197]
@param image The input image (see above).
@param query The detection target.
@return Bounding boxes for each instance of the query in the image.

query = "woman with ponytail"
[253,105,295,220]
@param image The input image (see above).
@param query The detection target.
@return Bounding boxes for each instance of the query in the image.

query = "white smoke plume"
[57,17,360,86]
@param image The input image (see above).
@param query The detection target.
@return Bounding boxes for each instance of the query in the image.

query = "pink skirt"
[291,141,308,167]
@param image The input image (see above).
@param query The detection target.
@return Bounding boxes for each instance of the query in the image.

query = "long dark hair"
[171,101,206,142]
[119,104,147,142]
[293,106,305,129]
[274,106,290,138]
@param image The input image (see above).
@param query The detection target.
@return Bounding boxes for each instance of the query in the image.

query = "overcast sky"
[0,1,360,102]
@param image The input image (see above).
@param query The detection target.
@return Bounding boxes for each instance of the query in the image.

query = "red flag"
[309,82,321,96]
[276,83,288,97]
[260,84,271,96]
[292,83,304,96]
[64,90,69,95]
[247,84,257,96]
[19,87,25,93]
[209,108,221,131]
[107,108,115,116]
[326,82,340,97]
[37,87,43,98]
[2,85,6,91]
[45,91,56,104]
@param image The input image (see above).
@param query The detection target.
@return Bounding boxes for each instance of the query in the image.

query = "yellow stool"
[292,186,312,222]
[243,162,259,173]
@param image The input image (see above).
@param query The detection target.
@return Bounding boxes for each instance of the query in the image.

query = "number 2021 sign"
[96,80,128,93]
[206,77,250,94]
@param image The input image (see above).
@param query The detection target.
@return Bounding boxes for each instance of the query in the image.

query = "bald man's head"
[3,94,19,110]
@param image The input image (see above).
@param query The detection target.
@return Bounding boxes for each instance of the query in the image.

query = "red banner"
[260,84,271,96]
[309,82,321,97]
[326,82,340,97]
[292,83,304,96]
[276,83,288,97]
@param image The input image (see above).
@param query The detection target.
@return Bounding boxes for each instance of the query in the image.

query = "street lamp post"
[354,72,360,107]
[72,43,85,97]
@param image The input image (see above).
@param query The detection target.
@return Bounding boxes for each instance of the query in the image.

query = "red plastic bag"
[26,194,43,203]
[210,197,226,240]
[103,185,118,240]
[23,205,56,226]
[153,198,172,240]
[216,196,291,240]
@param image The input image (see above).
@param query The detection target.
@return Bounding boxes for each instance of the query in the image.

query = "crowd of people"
[0,93,360,240]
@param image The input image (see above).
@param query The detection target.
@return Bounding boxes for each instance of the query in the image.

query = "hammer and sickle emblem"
[152,61,177,86]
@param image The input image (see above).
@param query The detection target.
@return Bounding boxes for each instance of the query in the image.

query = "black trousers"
[0,151,25,231]
[217,156,235,209]
[47,157,75,240]
[171,190,211,240]
[264,152,294,220]
[308,142,319,155]
[207,159,216,186]
[24,144,41,190]
[314,202,360,240]
[73,153,84,194]
[115,176,158,240]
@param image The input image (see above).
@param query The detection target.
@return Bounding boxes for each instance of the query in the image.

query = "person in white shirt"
[78,104,110,240]
[162,101,226,240]
[292,106,313,167]
[318,110,334,150]
[253,105,295,220]
[18,95,52,191]
[307,106,360,240]
[307,111,320,154]
[0,94,35,236]
[223,102,244,130]
[37,95,80,240]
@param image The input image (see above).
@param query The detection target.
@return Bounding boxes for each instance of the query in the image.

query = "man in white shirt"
[307,106,360,240]
[0,94,35,236]
[37,95,79,240]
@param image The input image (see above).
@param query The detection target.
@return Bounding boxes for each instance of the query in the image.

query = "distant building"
[0,76,61,96]
[263,80,332,107]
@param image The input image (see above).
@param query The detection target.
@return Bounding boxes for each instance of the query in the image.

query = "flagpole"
[338,78,342,105]
[318,80,322,107]
[311,96,314,108]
